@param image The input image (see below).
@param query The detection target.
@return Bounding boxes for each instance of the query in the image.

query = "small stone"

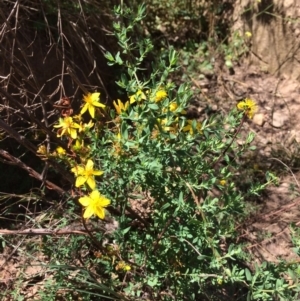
[271,111,288,128]
[253,113,265,126]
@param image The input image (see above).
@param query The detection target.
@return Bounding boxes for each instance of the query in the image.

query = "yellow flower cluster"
[115,261,131,272]
[219,179,226,186]
[182,120,202,135]
[112,88,202,141]
[53,93,105,140]
[130,90,147,104]
[37,144,67,159]
[50,92,110,220]
[110,88,169,156]
[128,88,168,104]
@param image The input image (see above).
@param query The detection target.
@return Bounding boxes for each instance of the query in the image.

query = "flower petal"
[88,105,95,118]
[90,190,100,200]
[92,101,105,108]
[80,103,88,115]
[91,92,100,102]
[75,176,87,187]
[93,170,104,176]
[86,159,94,170]
[79,196,91,207]
[98,196,110,207]
[86,176,96,190]
[94,206,105,219]
[69,128,77,139]
[130,95,136,104]
[53,118,63,128]
[72,122,81,129]
[113,100,119,114]
[83,206,94,219]
[71,166,84,176]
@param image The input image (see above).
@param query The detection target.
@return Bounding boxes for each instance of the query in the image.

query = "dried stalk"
[0,118,74,184]
[0,149,66,195]
[0,228,92,236]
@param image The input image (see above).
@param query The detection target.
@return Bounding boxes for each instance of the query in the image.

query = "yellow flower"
[219,179,226,186]
[169,102,178,112]
[237,98,257,119]
[79,190,110,219]
[156,118,178,133]
[153,118,179,138]
[56,146,66,156]
[113,99,129,115]
[245,31,252,38]
[73,139,83,152]
[78,120,94,133]
[53,116,80,139]
[129,90,146,104]
[72,140,91,157]
[72,114,82,122]
[71,159,103,189]
[115,261,131,272]
[155,89,167,102]
[182,120,202,135]
[169,102,187,114]
[81,92,106,118]
[37,145,48,156]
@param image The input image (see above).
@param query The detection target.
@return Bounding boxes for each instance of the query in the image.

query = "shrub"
[1,3,299,301]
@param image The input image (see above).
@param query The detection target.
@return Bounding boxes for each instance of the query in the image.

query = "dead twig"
[0,149,66,195]
[152,217,172,253]
[0,228,93,236]
[0,118,74,184]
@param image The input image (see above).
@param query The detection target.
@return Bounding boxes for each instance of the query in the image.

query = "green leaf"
[147,277,158,287]
[104,51,115,62]
[168,47,177,66]
[178,191,184,203]
[246,132,255,144]
[276,278,283,289]
[249,145,257,150]
[245,268,252,281]
[161,202,171,211]
[148,103,159,110]
[122,226,131,235]
[115,51,123,65]
[120,122,128,140]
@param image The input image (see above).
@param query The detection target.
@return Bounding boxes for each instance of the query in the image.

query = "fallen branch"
[0,149,66,195]
[0,227,96,236]
[0,118,74,184]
